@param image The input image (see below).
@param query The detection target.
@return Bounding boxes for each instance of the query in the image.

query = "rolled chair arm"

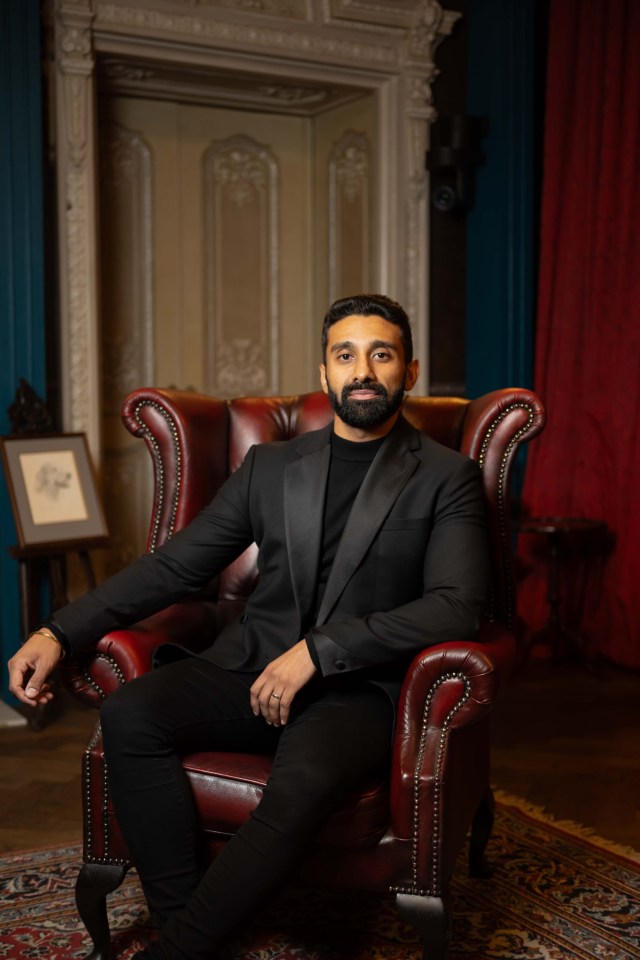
[121,388,230,550]
[460,388,546,628]
[391,639,498,829]
[60,600,217,708]
[389,627,509,893]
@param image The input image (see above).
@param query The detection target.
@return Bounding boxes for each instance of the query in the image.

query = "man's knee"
[100,678,159,752]
[259,754,350,832]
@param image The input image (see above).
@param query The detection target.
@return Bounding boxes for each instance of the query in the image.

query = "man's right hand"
[8,633,63,707]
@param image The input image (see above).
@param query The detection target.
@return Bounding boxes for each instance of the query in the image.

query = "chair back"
[122,387,546,633]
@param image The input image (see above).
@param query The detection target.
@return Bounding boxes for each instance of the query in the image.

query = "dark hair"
[322,293,413,364]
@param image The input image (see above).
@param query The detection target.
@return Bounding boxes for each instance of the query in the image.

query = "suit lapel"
[284,427,332,624]
[316,417,420,625]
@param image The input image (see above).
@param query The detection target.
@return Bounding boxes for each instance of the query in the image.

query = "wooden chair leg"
[396,892,450,960]
[75,862,129,960]
[469,786,495,879]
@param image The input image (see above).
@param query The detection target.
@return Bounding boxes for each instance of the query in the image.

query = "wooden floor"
[1,657,638,854]
[491,658,640,850]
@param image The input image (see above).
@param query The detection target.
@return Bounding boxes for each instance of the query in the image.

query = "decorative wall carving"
[53,0,102,458]
[212,144,268,208]
[98,59,345,114]
[95,3,400,65]
[329,130,370,302]
[203,136,279,396]
[98,122,154,567]
[99,123,153,413]
[194,0,310,18]
[65,169,93,436]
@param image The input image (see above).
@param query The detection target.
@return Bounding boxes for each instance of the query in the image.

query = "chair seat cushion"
[183,751,390,848]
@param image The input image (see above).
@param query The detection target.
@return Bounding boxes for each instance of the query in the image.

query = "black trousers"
[99,657,393,960]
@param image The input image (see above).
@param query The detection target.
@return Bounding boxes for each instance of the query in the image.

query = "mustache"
[343,381,387,398]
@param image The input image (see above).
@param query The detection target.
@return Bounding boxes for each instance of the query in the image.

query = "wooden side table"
[515,516,608,662]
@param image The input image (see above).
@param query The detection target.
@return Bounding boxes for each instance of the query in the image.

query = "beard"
[326,376,406,429]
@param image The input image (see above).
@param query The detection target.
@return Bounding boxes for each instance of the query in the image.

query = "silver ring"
[270,692,282,700]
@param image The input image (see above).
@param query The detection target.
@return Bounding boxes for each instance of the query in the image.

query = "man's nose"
[354,356,375,382]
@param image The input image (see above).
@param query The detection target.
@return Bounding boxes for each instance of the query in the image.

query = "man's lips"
[347,388,381,400]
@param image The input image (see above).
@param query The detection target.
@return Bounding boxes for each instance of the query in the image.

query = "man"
[8,294,489,960]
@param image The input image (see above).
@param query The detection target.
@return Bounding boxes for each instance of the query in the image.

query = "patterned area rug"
[1,794,638,959]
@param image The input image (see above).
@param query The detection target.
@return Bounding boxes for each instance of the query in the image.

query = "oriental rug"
[0,794,638,960]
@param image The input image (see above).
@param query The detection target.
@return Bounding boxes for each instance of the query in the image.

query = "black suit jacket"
[53,416,489,703]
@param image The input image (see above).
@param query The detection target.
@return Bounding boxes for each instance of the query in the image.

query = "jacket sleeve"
[51,447,258,655]
[308,457,490,677]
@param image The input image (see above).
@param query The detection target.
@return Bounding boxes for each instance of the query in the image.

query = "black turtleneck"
[310,431,385,625]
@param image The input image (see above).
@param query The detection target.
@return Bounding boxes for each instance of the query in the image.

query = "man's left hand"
[250,640,317,726]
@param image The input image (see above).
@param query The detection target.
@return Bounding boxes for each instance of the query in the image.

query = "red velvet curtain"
[519,0,640,669]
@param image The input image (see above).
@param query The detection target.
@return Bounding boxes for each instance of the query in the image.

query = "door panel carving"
[98,121,154,571]
[329,129,371,301]
[203,135,279,396]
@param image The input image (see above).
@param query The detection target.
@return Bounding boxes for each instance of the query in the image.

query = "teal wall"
[465,0,537,398]
[0,0,47,698]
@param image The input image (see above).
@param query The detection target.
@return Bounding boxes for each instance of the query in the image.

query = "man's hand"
[8,633,63,707]
[250,640,317,726]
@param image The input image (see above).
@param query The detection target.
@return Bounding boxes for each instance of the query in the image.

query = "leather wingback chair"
[62,386,545,960]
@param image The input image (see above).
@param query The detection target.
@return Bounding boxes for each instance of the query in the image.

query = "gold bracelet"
[29,628,66,659]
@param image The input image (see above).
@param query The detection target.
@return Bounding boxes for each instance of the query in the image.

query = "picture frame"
[1,433,109,550]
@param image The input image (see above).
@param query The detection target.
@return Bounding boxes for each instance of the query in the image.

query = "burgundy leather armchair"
[62,386,545,960]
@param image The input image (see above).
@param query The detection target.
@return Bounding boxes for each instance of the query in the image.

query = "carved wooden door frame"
[47,0,458,461]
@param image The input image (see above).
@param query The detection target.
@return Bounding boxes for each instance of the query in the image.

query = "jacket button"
[240,614,248,624]
[335,660,346,671]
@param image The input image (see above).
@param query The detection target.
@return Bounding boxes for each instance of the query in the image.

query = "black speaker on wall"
[426,115,489,214]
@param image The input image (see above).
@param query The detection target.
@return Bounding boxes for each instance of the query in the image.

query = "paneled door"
[98,93,374,571]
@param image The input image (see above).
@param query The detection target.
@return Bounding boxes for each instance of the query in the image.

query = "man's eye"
[373,352,390,360]
[338,353,352,361]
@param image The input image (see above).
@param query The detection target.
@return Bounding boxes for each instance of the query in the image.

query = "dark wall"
[428,0,541,403]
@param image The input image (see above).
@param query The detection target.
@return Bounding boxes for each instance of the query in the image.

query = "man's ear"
[319,363,328,395]
[404,359,419,392]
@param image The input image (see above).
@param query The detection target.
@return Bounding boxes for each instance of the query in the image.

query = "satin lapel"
[316,419,420,625]
[284,431,331,623]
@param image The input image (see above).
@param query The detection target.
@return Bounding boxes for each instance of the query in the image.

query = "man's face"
[320,314,419,440]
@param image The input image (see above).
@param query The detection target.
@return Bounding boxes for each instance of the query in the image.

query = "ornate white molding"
[65,169,92,430]
[98,58,341,114]
[95,2,400,65]
[191,0,311,18]
[54,0,102,460]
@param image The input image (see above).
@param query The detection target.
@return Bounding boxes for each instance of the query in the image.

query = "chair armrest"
[121,388,230,551]
[460,388,546,628]
[390,622,512,847]
[60,600,217,708]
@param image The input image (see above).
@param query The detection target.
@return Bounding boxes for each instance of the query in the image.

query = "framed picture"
[1,434,109,549]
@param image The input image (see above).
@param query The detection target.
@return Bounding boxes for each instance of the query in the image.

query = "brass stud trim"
[477,402,536,627]
[132,400,182,552]
[391,671,471,897]
[81,660,129,866]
